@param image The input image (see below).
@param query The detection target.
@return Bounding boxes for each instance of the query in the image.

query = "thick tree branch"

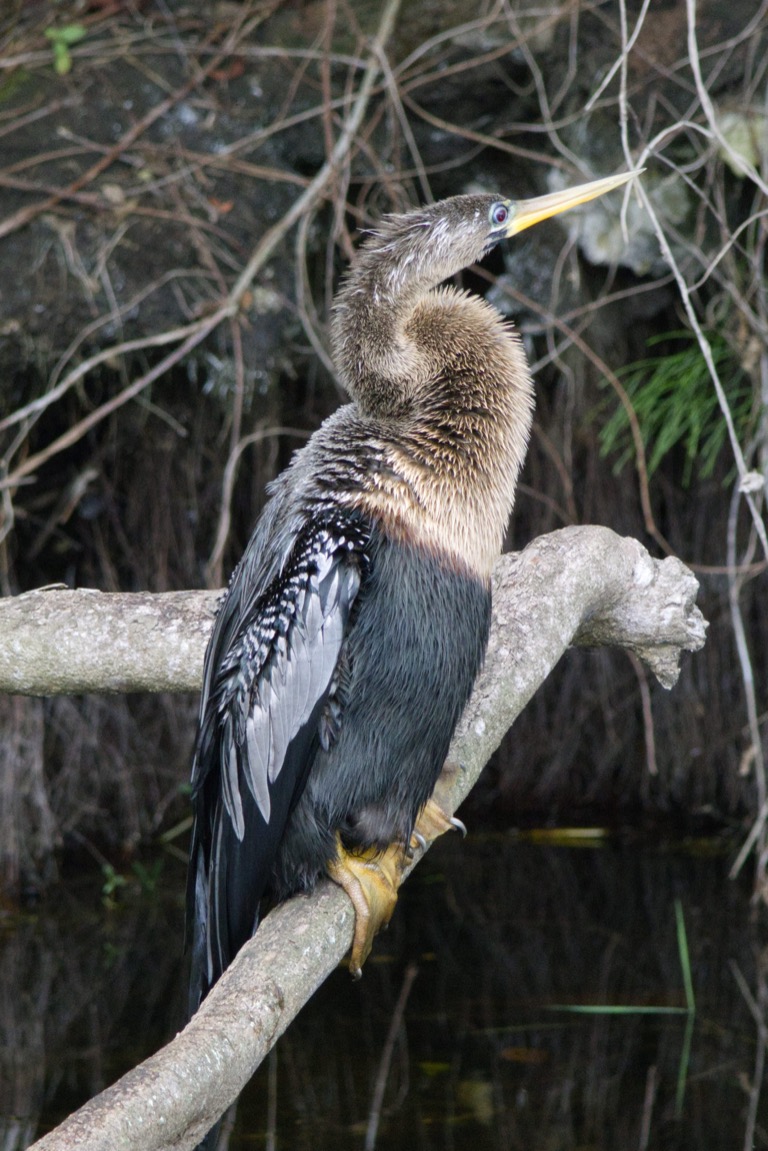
[0,527,703,699]
[0,587,219,695]
[21,526,706,1151]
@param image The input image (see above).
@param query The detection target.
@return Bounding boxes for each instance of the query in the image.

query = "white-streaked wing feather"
[245,712,270,824]
[221,718,245,840]
[236,548,359,822]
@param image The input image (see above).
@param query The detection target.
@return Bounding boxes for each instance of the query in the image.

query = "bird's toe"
[327,835,404,975]
[412,795,466,849]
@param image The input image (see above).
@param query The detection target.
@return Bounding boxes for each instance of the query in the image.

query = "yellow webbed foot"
[327,836,405,977]
[327,775,467,976]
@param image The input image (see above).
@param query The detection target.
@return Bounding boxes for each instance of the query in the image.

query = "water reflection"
[2,834,765,1149]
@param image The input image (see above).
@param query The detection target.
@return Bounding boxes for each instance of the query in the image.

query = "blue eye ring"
[490,202,510,227]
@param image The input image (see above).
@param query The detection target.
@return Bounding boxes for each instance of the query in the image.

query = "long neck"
[327,208,535,576]
[330,229,476,415]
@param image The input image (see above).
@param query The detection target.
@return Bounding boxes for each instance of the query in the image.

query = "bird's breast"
[335,430,516,580]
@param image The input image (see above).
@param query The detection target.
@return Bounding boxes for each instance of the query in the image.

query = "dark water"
[2,831,766,1150]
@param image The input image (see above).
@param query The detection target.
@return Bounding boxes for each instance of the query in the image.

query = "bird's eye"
[490,202,509,227]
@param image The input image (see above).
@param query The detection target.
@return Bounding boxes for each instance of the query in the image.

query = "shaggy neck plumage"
[330,200,495,416]
[326,197,536,577]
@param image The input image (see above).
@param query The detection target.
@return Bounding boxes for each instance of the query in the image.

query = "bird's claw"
[449,815,467,838]
[411,796,467,850]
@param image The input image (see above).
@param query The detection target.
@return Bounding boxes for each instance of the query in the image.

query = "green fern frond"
[598,330,754,486]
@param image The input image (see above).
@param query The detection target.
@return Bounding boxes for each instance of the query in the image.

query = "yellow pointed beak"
[503,170,642,236]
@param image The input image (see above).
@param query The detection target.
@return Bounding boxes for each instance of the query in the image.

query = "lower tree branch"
[18,526,705,1151]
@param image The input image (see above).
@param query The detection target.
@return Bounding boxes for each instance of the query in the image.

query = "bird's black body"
[187,175,637,1026]
[188,408,492,1009]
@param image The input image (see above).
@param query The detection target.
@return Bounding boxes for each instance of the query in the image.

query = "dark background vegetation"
[0,0,766,903]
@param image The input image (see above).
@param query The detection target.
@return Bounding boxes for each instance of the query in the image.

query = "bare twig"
[0,10,267,242]
[204,426,311,590]
[614,0,768,881]
[365,963,418,1151]
[1,0,402,494]
[729,958,767,1151]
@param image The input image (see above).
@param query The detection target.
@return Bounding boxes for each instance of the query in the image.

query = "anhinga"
[188,171,638,1010]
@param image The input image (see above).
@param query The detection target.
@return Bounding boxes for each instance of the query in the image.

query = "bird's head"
[330,170,641,411]
[352,170,642,297]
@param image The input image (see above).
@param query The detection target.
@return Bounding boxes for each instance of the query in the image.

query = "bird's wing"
[187,518,368,1008]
